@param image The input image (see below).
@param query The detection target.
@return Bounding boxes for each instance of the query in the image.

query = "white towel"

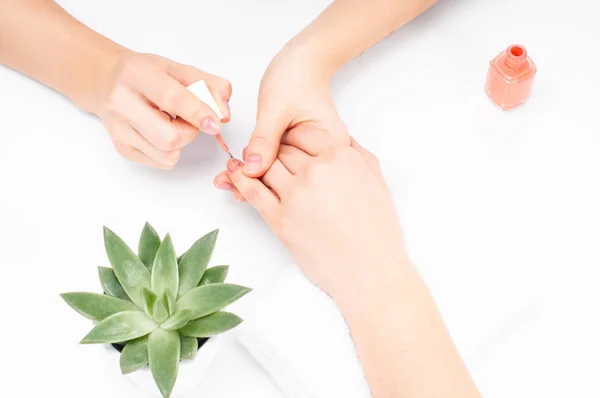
[236,265,372,398]
[236,264,533,398]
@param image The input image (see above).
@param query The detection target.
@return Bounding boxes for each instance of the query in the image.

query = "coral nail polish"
[485,44,537,110]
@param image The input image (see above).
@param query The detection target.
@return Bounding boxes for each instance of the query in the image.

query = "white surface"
[1,0,599,397]
[115,336,221,397]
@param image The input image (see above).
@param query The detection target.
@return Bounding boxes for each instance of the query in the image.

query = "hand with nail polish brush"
[0,1,233,169]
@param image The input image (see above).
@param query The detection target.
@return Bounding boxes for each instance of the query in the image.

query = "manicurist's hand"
[91,52,232,169]
[226,126,481,398]
[0,1,232,170]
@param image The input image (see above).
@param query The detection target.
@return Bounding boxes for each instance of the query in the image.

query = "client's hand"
[225,125,405,298]
[226,126,481,398]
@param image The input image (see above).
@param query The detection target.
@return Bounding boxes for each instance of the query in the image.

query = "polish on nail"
[227,159,242,172]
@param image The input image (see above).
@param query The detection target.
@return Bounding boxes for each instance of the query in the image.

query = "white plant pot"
[106,336,221,397]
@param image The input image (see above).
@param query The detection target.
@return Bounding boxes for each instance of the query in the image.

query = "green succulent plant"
[61,223,251,398]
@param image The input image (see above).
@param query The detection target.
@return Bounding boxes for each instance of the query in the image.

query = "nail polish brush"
[186,80,233,158]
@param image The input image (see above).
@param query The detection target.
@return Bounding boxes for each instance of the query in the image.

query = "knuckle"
[245,185,262,202]
[304,162,326,182]
[160,85,183,109]
[156,131,179,151]
[103,90,121,113]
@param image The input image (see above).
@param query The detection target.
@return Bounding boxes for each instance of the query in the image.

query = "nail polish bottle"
[485,44,537,110]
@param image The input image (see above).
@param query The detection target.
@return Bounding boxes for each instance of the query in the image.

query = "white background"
[1,0,600,397]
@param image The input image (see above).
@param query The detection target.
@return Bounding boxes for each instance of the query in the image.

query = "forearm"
[335,257,481,398]
[0,0,126,112]
[284,0,439,80]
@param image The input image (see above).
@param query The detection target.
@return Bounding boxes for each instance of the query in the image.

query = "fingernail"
[243,154,262,174]
[201,117,219,135]
[221,99,230,121]
[216,182,233,191]
[227,159,242,172]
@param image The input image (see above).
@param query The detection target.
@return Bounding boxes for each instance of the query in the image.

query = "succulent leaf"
[138,222,161,271]
[179,312,243,337]
[179,336,198,360]
[162,289,176,317]
[104,226,151,307]
[161,309,194,330]
[120,336,149,374]
[98,267,129,300]
[61,292,138,322]
[80,311,157,344]
[199,265,229,286]
[177,230,219,297]
[151,234,179,298]
[177,283,251,320]
[148,328,180,398]
[141,288,158,319]
[152,297,169,324]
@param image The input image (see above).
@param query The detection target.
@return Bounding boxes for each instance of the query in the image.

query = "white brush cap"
[186,80,224,120]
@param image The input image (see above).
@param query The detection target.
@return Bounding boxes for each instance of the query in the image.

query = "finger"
[350,136,384,181]
[111,121,181,167]
[233,190,246,202]
[276,144,311,175]
[244,99,290,177]
[113,143,175,170]
[281,124,340,156]
[227,158,280,220]
[167,61,233,122]
[260,159,293,198]
[129,65,222,135]
[213,170,234,192]
[213,170,244,200]
[111,86,198,151]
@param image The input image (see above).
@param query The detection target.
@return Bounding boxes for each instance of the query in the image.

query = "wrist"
[77,44,130,115]
[329,251,415,313]
[279,37,341,84]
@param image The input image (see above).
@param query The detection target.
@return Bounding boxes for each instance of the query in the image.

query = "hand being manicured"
[213,47,348,194]
[225,126,406,299]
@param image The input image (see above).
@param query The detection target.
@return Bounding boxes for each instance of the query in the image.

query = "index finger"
[131,69,221,133]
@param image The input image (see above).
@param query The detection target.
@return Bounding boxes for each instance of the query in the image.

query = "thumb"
[244,104,290,177]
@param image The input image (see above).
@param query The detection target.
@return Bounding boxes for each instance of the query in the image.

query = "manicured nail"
[201,117,219,135]
[227,159,241,172]
[243,154,262,174]
[216,182,233,191]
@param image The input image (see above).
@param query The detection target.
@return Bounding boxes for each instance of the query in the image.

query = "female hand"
[225,125,406,299]
[91,51,232,169]
[213,47,347,194]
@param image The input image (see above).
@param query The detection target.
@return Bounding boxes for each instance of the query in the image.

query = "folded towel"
[236,263,533,398]
[236,265,371,398]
